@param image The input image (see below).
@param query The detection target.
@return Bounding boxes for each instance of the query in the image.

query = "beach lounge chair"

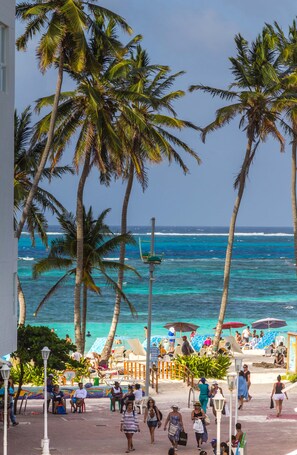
[225,336,242,355]
[127,339,146,359]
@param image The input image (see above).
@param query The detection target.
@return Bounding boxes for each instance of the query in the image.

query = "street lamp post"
[213,391,225,455]
[227,372,237,455]
[1,364,11,455]
[41,346,51,455]
[145,218,156,396]
[234,358,243,431]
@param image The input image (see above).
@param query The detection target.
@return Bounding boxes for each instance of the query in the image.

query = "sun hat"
[212,380,218,385]
[194,401,201,407]
[48,373,54,377]
[171,404,179,410]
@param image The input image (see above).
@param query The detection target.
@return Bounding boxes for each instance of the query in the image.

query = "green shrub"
[286,372,297,383]
[175,354,231,379]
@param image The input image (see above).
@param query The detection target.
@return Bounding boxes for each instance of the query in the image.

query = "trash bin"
[93,377,100,386]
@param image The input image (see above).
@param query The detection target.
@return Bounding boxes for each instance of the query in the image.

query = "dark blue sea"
[18,226,297,349]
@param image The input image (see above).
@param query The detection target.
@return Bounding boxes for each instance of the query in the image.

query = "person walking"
[120,400,140,453]
[144,397,161,444]
[238,371,248,410]
[271,374,288,417]
[164,405,184,452]
[197,377,209,413]
[209,382,223,423]
[243,364,252,401]
[191,401,206,450]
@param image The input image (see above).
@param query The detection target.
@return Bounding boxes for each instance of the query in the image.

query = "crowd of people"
[118,390,247,454]
[112,371,251,453]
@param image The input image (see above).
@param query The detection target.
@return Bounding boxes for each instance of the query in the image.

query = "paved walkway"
[1,379,297,455]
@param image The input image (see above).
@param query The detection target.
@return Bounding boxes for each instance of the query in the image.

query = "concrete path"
[0,377,297,455]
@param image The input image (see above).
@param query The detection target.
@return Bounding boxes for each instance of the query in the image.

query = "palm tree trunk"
[16,53,64,239]
[291,126,297,274]
[101,159,134,361]
[213,138,253,351]
[17,275,26,326]
[74,149,91,353]
[81,283,88,355]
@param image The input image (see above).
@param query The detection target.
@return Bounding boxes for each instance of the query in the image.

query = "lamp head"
[227,372,237,391]
[235,358,243,373]
[0,364,10,380]
[41,346,51,361]
[213,392,225,412]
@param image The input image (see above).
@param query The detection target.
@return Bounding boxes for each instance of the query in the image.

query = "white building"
[0,0,17,356]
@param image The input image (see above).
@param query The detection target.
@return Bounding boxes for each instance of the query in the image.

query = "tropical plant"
[33,22,141,352]
[15,106,73,324]
[175,354,231,379]
[32,207,139,353]
[190,30,285,351]
[15,0,132,239]
[266,21,297,274]
[11,325,76,412]
[101,45,201,360]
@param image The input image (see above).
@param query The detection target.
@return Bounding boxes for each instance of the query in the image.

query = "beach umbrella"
[251,318,287,330]
[219,321,246,335]
[164,322,199,337]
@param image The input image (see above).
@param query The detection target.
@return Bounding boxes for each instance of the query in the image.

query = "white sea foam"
[103,257,128,261]
[19,257,34,261]
[141,232,293,237]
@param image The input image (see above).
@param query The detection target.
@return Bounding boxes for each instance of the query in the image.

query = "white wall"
[0,0,17,356]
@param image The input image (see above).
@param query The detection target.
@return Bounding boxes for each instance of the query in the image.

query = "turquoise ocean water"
[18,226,297,351]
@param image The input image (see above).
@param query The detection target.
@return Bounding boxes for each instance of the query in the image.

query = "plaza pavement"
[1,360,297,455]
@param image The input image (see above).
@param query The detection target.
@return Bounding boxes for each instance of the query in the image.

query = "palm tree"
[33,25,141,351]
[101,45,201,360]
[33,207,138,353]
[266,21,297,274]
[15,106,73,324]
[190,31,285,351]
[15,0,132,239]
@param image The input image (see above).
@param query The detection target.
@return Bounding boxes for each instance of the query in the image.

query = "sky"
[15,0,297,227]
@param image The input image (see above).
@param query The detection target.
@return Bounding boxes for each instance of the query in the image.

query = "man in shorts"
[71,382,87,413]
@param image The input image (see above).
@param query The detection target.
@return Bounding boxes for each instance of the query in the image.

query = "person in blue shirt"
[0,377,18,427]
[168,327,176,349]
[46,373,54,410]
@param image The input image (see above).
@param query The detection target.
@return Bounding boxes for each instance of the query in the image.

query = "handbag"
[204,414,210,426]
[178,430,188,446]
[168,423,179,436]
[193,419,204,433]
[270,398,274,409]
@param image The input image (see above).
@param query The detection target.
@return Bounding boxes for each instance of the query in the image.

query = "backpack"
[154,405,162,421]
[57,404,66,414]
